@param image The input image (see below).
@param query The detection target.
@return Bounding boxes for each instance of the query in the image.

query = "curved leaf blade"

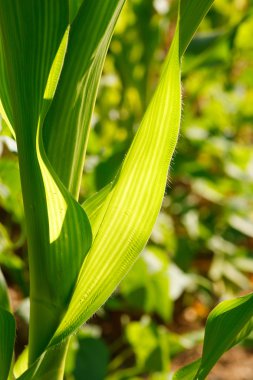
[50,12,182,346]
[194,293,253,380]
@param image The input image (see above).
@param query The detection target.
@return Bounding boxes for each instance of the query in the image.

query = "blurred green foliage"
[1,0,253,378]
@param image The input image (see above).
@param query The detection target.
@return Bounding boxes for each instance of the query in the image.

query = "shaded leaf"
[0,307,15,380]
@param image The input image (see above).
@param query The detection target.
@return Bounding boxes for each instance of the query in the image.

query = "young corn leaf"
[47,0,216,349]
[68,0,83,23]
[194,293,253,380]
[172,293,253,379]
[179,0,214,56]
[82,182,113,239]
[171,359,201,380]
[43,0,126,199]
[81,0,215,235]
[49,12,182,347]
[0,307,15,380]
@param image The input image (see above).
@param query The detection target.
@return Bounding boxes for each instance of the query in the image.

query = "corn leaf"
[68,0,83,23]
[47,0,215,348]
[193,293,253,379]
[81,0,215,230]
[0,268,10,311]
[180,0,214,56]
[82,183,113,239]
[172,359,201,380]
[43,0,126,198]
[0,307,15,380]
[17,344,70,380]
[50,14,182,347]
[172,293,253,379]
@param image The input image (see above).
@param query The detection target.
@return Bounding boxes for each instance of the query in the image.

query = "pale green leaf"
[50,11,182,346]
[81,0,215,229]
[82,182,113,239]
[47,0,215,348]
[13,347,28,378]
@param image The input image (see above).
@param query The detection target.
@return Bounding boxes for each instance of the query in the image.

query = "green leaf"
[17,344,69,380]
[50,7,182,346]
[43,0,215,348]
[194,293,253,379]
[173,294,253,380]
[43,0,126,198]
[179,0,215,57]
[172,359,201,380]
[0,268,10,311]
[0,307,15,380]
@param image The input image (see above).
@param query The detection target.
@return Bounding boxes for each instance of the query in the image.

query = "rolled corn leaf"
[194,293,253,379]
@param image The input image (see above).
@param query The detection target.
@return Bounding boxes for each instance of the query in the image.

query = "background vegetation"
[1,0,253,378]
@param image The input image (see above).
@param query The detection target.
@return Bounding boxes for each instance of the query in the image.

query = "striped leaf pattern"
[50,16,182,346]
